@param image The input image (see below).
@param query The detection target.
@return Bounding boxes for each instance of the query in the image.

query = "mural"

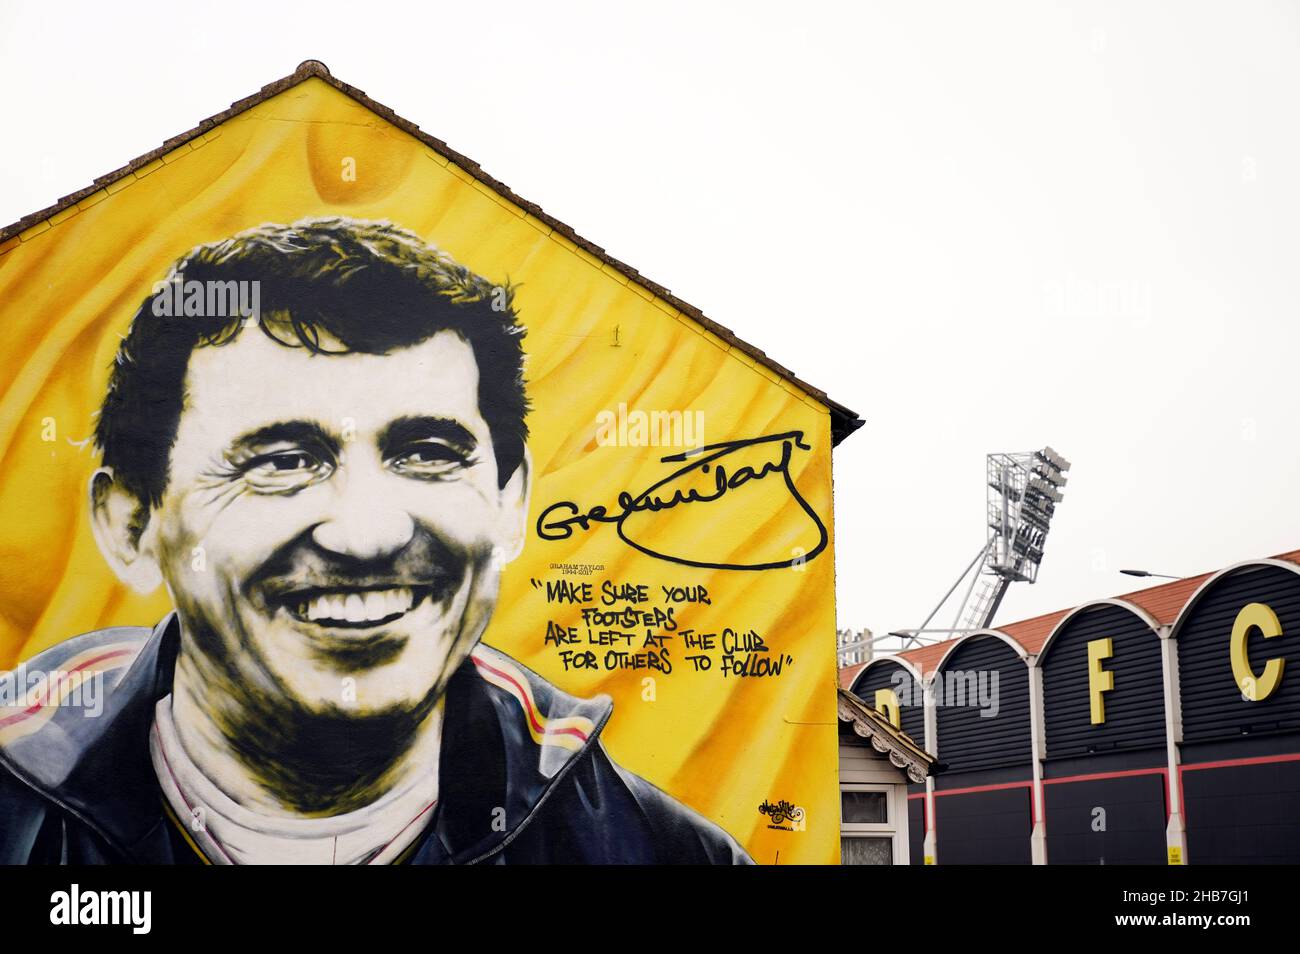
[0,71,842,864]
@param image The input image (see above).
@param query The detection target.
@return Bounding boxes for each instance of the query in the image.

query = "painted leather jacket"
[0,614,752,865]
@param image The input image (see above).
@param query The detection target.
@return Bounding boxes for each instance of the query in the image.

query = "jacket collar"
[10,613,613,863]
[55,613,181,859]
[422,644,614,863]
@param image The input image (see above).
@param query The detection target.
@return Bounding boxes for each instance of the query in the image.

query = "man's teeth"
[296,588,416,623]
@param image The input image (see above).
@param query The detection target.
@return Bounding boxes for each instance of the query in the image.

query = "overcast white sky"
[3,0,1297,640]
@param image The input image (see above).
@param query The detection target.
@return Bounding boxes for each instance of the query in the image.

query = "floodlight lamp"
[1041,447,1071,472]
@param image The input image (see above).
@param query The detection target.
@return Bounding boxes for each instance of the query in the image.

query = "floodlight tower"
[963,447,1071,630]
[887,447,1071,650]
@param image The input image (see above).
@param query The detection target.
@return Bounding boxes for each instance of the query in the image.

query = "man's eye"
[266,452,317,472]
[390,442,469,477]
[244,450,332,492]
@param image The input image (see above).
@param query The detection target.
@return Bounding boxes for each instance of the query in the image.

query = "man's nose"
[311,456,416,560]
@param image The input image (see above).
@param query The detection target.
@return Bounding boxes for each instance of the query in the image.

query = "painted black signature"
[535,431,828,571]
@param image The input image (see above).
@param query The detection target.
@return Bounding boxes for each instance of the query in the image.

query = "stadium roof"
[840,546,1300,686]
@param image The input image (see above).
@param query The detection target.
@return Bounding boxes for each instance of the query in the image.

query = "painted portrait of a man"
[0,218,752,864]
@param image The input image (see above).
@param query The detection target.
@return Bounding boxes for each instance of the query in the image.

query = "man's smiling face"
[140,327,529,716]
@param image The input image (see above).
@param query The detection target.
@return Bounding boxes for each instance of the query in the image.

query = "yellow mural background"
[0,78,840,864]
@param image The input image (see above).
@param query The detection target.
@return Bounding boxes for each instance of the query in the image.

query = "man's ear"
[495,446,533,565]
[89,467,164,595]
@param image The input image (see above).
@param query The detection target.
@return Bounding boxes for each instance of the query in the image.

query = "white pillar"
[923,673,938,864]
[1028,658,1048,864]
[1160,627,1188,864]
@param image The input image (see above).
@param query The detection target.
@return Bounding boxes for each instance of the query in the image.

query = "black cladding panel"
[1183,760,1300,863]
[934,787,1032,864]
[1041,603,1165,759]
[1177,565,1300,743]
[908,794,924,866]
[1043,773,1167,864]
[934,636,1031,773]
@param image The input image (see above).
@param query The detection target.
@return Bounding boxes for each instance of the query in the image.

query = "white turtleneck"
[149,695,439,865]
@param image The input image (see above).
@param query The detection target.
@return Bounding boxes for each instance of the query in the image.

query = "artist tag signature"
[758,799,806,830]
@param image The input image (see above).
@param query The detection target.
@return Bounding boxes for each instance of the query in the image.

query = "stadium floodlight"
[892,447,1073,651]
[1041,447,1071,472]
[1045,469,1069,488]
[1034,449,1071,488]
[1029,478,1064,503]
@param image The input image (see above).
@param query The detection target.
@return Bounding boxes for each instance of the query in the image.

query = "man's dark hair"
[95,218,529,506]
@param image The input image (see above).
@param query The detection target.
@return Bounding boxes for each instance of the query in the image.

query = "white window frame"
[840,783,905,865]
